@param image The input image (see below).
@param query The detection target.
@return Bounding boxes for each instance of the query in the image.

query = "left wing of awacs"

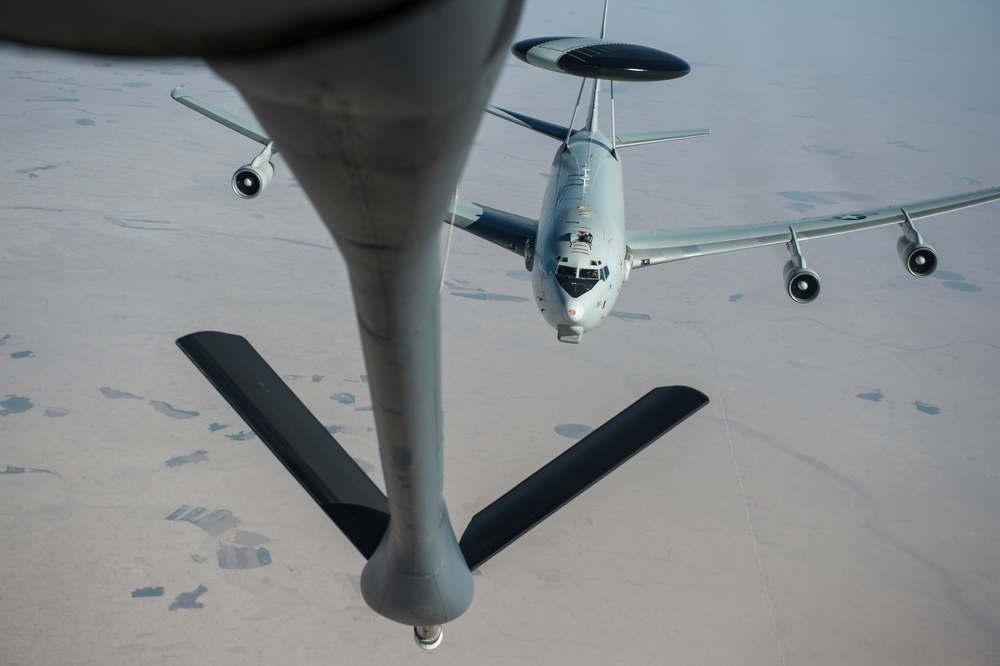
[626,187,1000,267]
[444,198,538,265]
[171,86,270,147]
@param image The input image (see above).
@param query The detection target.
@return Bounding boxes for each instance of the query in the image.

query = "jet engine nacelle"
[623,246,634,283]
[782,227,820,303]
[231,141,275,199]
[783,261,821,303]
[896,207,937,277]
[897,237,937,277]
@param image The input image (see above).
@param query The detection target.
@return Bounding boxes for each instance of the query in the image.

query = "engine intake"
[784,263,821,303]
[897,238,937,277]
[232,141,275,199]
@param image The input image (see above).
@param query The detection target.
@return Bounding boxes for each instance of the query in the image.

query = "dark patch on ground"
[886,140,929,152]
[355,405,374,412]
[913,401,941,415]
[169,585,208,610]
[555,423,594,439]
[608,311,651,321]
[330,392,356,405]
[75,118,94,126]
[803,145,853,159]
[856,389,884,402]
[453,292,530,303]
[149,401,199,419]
[104,216,172,231]
[1,465,59,476]
[165,450,209,468]
[208,422,228,432]
[44,407,71,417]
[326,425,346,434]
[100,387,144,400]
[942,281,982,293]
[225,431,256,441]
[16,165,58,178]
[166,506,239,537]
[132,587,164,598]
[729,294,744,302]
[0,334,9,346]
[0,395,33,416]
[312,375,324,383]
[217,544,271,569]
[9,350,33,359]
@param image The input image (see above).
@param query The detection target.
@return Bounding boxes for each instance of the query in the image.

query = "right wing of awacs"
[171,86,276,198]
[444,198,539,270]
[625,186,1000,303]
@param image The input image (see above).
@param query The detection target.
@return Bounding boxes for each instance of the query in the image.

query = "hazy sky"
[2,1,999,664]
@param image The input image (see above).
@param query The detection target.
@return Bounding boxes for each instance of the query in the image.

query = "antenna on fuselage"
[601,0,616,151]
[584,0,610,135]
[565,77,587,144]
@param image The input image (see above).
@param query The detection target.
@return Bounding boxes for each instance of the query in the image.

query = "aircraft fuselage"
[532,128,628,343]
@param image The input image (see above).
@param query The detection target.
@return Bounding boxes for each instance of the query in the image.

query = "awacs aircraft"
[445,43,1000,343]
[172,42,1000,346]
[3,0,711,651]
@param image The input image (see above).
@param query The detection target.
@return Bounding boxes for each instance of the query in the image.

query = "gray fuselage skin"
[533,128,628,341]
[208,0,523,629]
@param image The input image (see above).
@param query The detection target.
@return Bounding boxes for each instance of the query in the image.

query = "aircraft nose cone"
[566,301,584,323]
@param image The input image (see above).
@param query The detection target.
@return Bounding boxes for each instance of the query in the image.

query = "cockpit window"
[555,265,599,297]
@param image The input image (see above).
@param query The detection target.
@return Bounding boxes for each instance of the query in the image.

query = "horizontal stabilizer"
[176,331,389,559]
[614,129,710,149]
[459,386,709,570]
[486,105,571,143]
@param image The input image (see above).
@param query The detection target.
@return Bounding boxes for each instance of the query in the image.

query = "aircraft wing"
[626,186,1000,267]
[171,86,271,147]
[444,198,538,258]
[614,128,710,149]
